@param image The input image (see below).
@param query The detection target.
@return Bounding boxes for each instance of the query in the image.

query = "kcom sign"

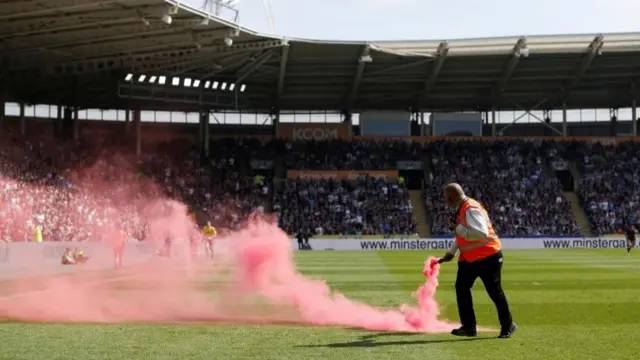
[278,123,350,140]
[293,128,338,141]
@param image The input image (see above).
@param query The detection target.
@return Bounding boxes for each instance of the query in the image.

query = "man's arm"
[438,241,458,263]
[454,207,490,241]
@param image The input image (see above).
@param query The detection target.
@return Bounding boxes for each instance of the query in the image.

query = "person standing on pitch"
[625,224,636,255]
[114,229,127,270]
[437,183,517,339]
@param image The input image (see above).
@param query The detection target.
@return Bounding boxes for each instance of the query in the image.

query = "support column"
[272,108,280,137]
[125,108,131,135]
[562,103,568,137]
[420,112,425,136]
[198,111,204,147]
[610,108,618,137]
[62,106,72,139]
[632,101,637,137]
[204,113,210,159]
[491,109,496,136]
[632,84,637,137]
[19,103,26,136]
[73,108,79,143]
[541,109,550,137]
[0,95,5,129]
[341,110,353,136]
[56,105,62,137]
[134,109,141,156]
[199,111,210,158]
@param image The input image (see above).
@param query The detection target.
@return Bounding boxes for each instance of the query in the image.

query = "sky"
[215,0,640,41]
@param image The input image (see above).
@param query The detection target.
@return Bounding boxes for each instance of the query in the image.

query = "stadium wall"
[4,114,638,140]
[0,236,634,279]
[291,236,636,251]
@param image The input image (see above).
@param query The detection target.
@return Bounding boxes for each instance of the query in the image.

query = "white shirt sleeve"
[455,207,490,241]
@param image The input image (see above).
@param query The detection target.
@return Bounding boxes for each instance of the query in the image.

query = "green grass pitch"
[1,249,639,360]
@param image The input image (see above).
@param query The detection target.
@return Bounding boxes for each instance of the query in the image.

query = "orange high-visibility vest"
[455,198,501,262]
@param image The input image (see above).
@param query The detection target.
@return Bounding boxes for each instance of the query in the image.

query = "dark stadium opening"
[399,170,423,190]
[555,170,574,191]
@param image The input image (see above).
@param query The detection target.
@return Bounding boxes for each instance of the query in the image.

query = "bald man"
[437,183,516,339]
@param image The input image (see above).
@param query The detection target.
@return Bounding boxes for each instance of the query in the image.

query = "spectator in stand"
[569,141,640,235]
[0,133,269,242]
[273,175,417,237]
[423,140,580,236]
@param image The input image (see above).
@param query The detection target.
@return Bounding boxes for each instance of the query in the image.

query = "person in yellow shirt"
[33,224,43,243]
[202,221,217,260]
[74,248,89,263]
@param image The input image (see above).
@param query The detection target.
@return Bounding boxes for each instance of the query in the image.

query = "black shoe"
[451,327,477,337]
[498,323,517,338]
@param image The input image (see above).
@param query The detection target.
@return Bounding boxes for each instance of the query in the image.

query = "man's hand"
[438,252,455,264]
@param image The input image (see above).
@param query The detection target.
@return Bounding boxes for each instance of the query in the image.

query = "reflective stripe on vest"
[455,198,501,262]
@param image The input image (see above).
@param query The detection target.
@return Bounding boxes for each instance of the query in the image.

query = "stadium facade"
[1,0,640,140]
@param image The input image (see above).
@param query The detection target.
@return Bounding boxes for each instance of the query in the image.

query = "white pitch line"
[0,270,147,300]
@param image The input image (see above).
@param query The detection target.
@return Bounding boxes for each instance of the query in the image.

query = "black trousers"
[455,251,513,330]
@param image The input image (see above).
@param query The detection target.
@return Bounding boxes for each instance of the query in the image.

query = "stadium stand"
[274,139,422,236]
[273,176,417,237]
[283,139,422,170]
[0,132,269,242]
[567,141,640,235]
[423,140,581,236]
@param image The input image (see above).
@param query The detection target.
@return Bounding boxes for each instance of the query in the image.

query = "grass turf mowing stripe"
[376,250,640,359]
[0,250,638,359]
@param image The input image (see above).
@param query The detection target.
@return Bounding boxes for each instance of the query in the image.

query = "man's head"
[443,183,465,207]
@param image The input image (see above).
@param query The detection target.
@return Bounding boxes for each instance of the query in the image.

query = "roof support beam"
[414,41,448,105]
[6,39,284,75]
[495,37,527,93]
[276,39,290,104]
[345,44,371,109]
[0,5,170,38]
[423,42,448,94]
[560,35,604,102]
[234,50,274,84]
[0,0,123,21]
[8,27,194,55]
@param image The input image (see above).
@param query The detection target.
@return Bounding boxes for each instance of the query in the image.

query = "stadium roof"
[2,0,640,112]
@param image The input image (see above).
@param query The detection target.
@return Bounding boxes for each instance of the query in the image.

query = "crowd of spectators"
[283,139,422,170]
[568,141,640,235]
[8,128,637,240]
[273,176,417,236]
[0,132,269,242]
[423,140,581,236]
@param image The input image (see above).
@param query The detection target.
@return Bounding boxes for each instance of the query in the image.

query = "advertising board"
[277,123,350,141]
[290,236,636,251]
[286,170,398,180]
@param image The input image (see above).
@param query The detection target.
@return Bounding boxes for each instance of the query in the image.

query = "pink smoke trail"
[1,220,458,333]
[226,223,457,333]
